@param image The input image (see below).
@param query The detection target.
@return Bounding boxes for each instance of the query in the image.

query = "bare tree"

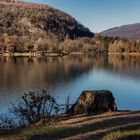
[11,90,60,125]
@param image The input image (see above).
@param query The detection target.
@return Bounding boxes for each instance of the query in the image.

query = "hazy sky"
[23,0,140,32]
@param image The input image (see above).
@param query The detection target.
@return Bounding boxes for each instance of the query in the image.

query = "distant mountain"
[101,23,140,39]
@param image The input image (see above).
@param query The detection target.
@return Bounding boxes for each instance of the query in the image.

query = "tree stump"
[67,90,117,115]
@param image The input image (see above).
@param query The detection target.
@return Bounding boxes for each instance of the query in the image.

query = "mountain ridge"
[101,23,140,39]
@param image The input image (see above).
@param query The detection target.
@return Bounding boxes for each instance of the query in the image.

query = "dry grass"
[0,111,140,140]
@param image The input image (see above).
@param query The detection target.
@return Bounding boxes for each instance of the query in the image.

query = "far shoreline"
[108,52,140,56]
[0,52,69,57]
[0,52,140,57]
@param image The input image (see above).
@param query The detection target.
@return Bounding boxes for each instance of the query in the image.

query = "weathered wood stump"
[67,90,117,115]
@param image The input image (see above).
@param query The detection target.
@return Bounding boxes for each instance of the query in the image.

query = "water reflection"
[108,55,140,80]
[0,55,140,114]
[0,55,95,90]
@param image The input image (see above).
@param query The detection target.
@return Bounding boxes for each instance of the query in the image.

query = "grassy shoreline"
[0,110,140,140]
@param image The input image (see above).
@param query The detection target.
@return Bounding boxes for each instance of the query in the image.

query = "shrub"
[10,90,60,125]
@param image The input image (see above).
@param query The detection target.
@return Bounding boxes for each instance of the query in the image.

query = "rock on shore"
[67,90,117,115]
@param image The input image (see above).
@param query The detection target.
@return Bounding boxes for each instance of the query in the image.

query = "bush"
[0,90,72,128]
[10,90,60,125]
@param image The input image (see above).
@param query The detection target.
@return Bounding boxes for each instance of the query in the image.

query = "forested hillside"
[0,0,94,54]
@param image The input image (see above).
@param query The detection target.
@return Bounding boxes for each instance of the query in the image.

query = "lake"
[0,55,140,115]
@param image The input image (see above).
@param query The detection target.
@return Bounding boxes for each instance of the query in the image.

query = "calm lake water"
[0,55,140,115]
